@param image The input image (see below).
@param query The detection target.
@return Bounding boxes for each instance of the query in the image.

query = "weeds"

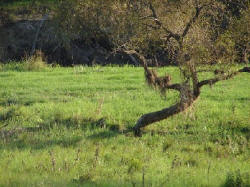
[222,170,250,187]
[0,50,47,71]
[24,51,47,71]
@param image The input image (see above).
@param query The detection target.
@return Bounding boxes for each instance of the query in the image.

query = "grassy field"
[0,65,249,186]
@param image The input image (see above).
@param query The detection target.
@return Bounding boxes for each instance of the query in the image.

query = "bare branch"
[148,3,181,41]
[182,5,204,38]
[198,67,249,88]
[165,84,182,91]
[124,50,182,92]
[124,50,147,67]
[31,14,49,56]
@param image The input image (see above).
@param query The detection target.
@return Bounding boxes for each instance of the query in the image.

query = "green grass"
[0,65,249,186]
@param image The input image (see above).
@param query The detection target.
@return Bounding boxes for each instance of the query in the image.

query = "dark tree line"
[52,0,249,65]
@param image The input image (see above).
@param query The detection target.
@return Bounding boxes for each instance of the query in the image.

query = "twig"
[148,3,180,41]
[31,14,49,56]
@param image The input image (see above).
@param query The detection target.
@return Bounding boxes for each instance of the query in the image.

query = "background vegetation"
[0,0,249,65]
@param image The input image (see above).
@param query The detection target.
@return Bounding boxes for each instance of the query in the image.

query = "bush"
[0,51,48,72]
[24,51,47,71]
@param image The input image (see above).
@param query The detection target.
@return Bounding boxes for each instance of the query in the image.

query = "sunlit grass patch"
[0,66,249,186]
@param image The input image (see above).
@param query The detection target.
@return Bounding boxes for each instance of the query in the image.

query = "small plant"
[24,50,47,71]
[222,170,250,187]
[73,65,86,74]
[0,51,48,72]
[128,158,142,174]
[162,141,172,152]
[0,62,26,71]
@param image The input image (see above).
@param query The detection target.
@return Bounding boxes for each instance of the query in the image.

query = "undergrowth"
[0,51,48,72]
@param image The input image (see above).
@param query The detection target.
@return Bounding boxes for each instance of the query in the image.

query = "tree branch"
[148,3,180,41]
[124,50,182,92]
[198,67,249,88]
[124,50,147,67]
[165,84,182,91]
[31,14,49,56]
[133,84,195,136]
[182,5,204,38]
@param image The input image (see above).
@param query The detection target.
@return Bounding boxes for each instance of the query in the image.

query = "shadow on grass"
[0,97,72,107]
[0,135,83,150]
[86,128,134,140]
[206,95,250,102]
[5,177,143,187]
[0,117,133,150]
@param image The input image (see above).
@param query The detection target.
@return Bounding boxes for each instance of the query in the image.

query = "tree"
[118,0,250,136]
[50,0,249,135]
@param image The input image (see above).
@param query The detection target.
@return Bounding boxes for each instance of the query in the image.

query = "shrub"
[24,50,47,71]
[0,51,48,72]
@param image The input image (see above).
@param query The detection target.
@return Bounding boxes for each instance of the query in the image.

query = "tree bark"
[133,67,249,136]
[134,84,197,136]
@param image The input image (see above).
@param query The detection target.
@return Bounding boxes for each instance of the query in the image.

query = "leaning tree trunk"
[133,84,198,136]
[121,2,250,136]
[133,67,249,136]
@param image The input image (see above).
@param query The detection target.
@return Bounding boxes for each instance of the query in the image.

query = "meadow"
[0,64,249,186]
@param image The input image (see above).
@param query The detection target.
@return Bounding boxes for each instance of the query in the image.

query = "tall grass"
[0,66,249,186]
[0,51,48,72]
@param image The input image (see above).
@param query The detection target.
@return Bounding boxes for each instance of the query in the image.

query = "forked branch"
[148,2,210,43]
[124,50,182,93]
[148,3,181,41]
[131,56,249,136]
[182,3,209,38]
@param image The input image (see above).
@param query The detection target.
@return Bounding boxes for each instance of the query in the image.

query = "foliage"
[224,9,249,63]
[222,170,250,187]
[0,51,48,72]
[1,0,248,65]
[52,0,117,50]
[51,0,248,65]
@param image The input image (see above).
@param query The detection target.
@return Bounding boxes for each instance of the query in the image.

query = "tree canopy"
[51,0,250,135]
